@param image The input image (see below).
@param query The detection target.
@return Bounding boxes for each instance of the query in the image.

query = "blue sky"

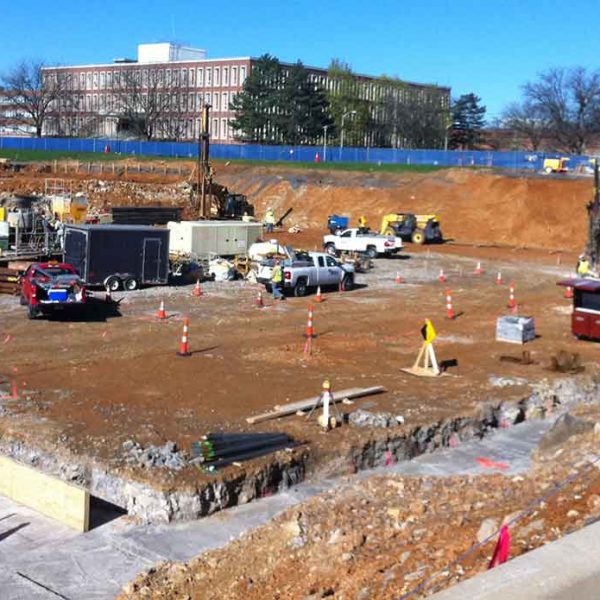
[2,0,598,120]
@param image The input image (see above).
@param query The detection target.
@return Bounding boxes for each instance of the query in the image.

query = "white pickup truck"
[323,228,402,259]
[257,248,355,297]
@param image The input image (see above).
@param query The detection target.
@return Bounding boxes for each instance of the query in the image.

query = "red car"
[20,262,87,319]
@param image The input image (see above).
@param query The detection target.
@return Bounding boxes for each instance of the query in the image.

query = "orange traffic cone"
[303,305,315,356]
[177,318,191,357]
[564,285,573,299]
[256,291,264,308]
[395,272,402,284]
[157,300,166,320]
[438,268,446,283]
[496,271,503,285]
[315,286,324,302]
[192,280,203,297]
[446,289,456,320]
[508,282,517,311]
[474,261,483,275]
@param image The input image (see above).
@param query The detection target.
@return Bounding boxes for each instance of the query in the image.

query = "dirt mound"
[213,167,591,251]
[0,163,592,251]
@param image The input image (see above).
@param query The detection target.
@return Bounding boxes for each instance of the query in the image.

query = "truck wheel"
[411,229,425,245]
[341,274,354,291]
[294,278,308,297]
[27,304,38,320]
[325,243,337,257]
[366,246,377,259]
[124,277,138,291]
[105,276,121,292]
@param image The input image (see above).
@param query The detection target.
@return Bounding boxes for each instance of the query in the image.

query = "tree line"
[230,55,452,149]
[502,67,600,154]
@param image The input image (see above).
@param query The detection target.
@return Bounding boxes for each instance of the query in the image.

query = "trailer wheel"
[104,276,121,292]
[27,304,38,320]
[124,277,138,291]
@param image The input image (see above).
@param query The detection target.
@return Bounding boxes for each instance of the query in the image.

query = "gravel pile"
[122,440,188,470]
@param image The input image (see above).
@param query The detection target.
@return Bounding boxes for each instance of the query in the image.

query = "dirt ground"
[0,161,594,251]
[0,162,595,492]
[1,160,599,596]
[0,233,591,492]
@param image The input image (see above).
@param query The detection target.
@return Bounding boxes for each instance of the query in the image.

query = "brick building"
[42,43,450,144]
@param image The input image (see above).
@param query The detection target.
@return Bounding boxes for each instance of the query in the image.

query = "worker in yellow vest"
[577,254,591,277]
[271,259,285,300]
[358,215,368,234]
[265,208,276,233]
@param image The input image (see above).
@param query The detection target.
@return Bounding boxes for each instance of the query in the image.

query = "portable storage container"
[167,221,263,257]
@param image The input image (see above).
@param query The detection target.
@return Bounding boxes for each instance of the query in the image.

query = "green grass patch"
[0,147,448,173]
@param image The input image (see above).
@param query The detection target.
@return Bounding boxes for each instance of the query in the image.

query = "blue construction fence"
[0,136,592,171]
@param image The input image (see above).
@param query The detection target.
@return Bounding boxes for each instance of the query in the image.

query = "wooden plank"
[0,455,90,532]
[247,386,385,424]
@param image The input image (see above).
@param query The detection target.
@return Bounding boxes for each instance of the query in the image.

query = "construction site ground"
[0,239,588,491]
[0,161,598,597]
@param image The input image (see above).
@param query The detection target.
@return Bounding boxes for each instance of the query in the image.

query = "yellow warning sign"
[420,319,436,344]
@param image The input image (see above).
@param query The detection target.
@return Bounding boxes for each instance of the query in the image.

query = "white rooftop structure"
[137,42,207,63]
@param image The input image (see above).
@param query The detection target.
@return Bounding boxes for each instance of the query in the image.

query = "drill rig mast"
[191,104,253,220]
[586,159,600,269]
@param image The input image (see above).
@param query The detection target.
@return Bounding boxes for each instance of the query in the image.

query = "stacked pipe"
[191,432,298,469]
[0,267,20,296]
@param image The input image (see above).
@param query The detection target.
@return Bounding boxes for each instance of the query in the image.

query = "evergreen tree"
[229,54,284,143]
[280,61,331,144]
[450,93,486,149]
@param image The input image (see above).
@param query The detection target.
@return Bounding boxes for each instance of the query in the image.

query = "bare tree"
[523,67,600,154]
[114,67,188,140]
[1,60,68,137]
[502,100,550,151]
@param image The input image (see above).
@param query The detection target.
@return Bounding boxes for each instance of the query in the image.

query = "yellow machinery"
[380,213,443,244]
[543,157,569,174]
[49,196,89,224]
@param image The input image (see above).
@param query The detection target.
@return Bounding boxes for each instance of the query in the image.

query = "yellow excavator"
[380,213,443,244]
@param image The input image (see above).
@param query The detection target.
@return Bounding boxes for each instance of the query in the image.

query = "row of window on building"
[51,90,237,114]
[53,65,248,92]
[45,115,234,141]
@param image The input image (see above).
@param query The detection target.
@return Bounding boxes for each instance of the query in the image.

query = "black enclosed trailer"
[63,224,170,291]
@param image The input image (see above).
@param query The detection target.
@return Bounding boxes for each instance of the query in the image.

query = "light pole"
[339,110,356,161]
[323,124,329,162]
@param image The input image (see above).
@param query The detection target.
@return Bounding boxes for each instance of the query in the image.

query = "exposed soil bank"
[0,383,554,523]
